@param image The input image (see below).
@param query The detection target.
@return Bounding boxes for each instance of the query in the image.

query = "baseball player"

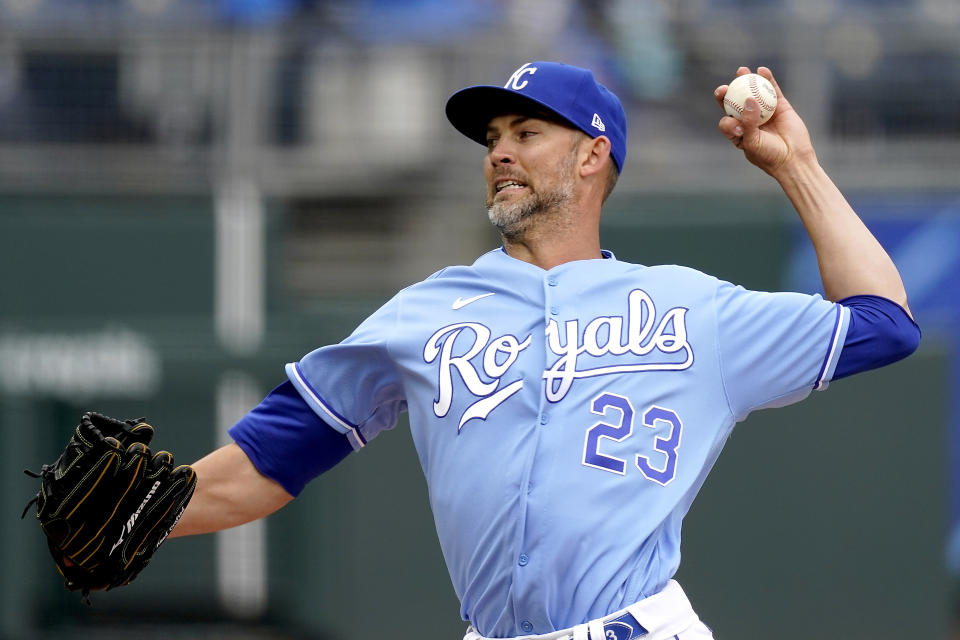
[166,63,920,639]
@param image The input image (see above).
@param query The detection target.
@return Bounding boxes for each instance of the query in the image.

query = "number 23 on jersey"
[582,392,683,485]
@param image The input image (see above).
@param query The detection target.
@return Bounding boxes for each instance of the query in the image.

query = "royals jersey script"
[285,248,849,638]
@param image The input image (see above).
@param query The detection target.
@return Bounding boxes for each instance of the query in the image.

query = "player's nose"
[487,140,516,166]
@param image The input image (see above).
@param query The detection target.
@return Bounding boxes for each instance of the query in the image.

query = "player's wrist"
[769,149,822,185]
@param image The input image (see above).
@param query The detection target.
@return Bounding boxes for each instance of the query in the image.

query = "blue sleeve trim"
[285,361,368,449]
[814,304,849,391]
[833,295,921,380]
[228,380,354,497]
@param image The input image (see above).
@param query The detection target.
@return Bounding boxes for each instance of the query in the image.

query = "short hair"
[569,130,619,203]
[602,161,619,203]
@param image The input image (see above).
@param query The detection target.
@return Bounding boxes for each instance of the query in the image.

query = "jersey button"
[518,553,529,566]
[549,305,559,316]
[539,414,549,425]
[520,621,534,633]
[547,276,558,286]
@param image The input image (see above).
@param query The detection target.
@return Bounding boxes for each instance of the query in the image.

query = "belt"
[577,611,646,640]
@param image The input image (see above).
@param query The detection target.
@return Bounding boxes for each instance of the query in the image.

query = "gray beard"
[485,161,576,238]
[486,186,574,237]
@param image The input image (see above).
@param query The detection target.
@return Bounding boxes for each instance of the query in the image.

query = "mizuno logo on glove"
[109,480,161,555]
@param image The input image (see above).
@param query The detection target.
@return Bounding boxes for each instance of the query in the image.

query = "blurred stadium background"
[0,0,957,638]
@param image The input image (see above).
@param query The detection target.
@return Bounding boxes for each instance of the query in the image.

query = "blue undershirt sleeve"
[833,295,920,380]
[228,380,354,497]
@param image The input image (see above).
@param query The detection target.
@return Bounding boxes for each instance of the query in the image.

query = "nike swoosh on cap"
[452,293,496,310]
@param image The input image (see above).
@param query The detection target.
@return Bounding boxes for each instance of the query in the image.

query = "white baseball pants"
[463,580,714,640]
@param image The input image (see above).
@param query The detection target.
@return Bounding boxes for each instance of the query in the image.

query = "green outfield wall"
[0,194,948,639]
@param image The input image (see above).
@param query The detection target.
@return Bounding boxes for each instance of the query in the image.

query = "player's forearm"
[774,158,912,317]
[169,443,293,538]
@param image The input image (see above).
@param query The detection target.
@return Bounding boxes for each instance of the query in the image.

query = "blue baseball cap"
[445,61,627,173]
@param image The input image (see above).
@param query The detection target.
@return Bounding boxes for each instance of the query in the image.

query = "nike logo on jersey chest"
[452,293,496,310]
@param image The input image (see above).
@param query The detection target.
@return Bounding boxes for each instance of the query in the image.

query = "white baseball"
[723,73,778,124]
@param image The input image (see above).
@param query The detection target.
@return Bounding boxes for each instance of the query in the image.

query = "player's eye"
[485,137,499,150]
[519,130,538,139]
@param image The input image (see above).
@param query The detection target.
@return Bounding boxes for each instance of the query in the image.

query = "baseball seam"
[723,97,743,115]
[748,76,775,112]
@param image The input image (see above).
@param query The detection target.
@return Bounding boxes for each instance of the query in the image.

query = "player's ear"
[579,135,611,180]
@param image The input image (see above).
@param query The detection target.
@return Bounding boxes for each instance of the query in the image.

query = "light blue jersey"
[286,247,849,638]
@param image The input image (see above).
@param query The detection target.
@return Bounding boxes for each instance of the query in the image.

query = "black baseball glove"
[23,412,196,602]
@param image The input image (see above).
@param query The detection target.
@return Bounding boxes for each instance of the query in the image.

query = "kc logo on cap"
[505,63,537,91]
[445,61,629,173]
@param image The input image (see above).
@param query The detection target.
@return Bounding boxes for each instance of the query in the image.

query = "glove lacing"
[20,463,55,519]
[21,436,86,519]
